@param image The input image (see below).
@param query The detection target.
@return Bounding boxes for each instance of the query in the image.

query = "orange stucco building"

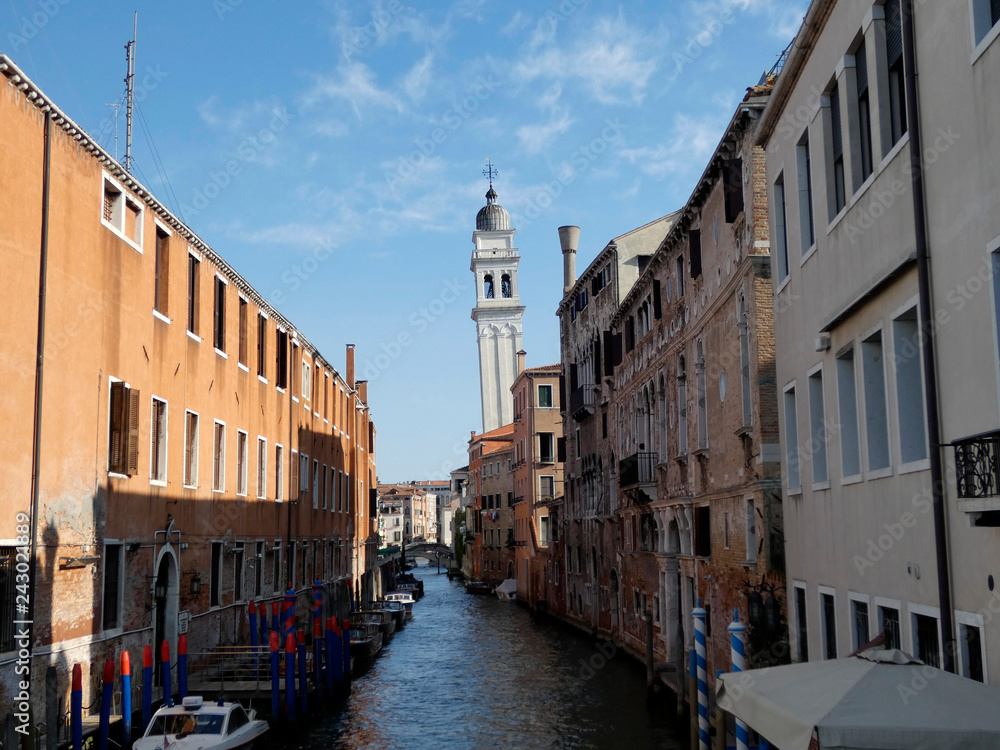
[0,55,377,719]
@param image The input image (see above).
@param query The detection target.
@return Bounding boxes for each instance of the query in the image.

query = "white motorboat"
[385,590,415,617]
[134,695,268,750]
[495,578,517,601]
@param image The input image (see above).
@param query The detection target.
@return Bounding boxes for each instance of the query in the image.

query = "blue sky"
[3,0,805,482]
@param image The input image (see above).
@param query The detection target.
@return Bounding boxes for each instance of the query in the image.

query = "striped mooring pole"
[97,658,113,750]
[178,634,188,701]
[728,610,749,750]
[121,650,132,745]
[270,631,280,720]
[141,645,153,729]
[71,663,83,750]
[693,600,709,750]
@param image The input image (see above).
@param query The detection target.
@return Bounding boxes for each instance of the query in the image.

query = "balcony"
[619,451,657,489]
[570,386,595,421]
[953,430,1000,512]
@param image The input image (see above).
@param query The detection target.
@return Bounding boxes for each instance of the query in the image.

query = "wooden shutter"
[557,436,567,463]
[653,280,662,320]
[558,374,566,410]
[612,332,623,367]
[593,338,601,383]
[724,159,744,223]
[690,230,703,279]
[109,381,125,473]
[290,454,299,501]
[126,387,140,475]
[603,330,614,376]
[569,363,578,392]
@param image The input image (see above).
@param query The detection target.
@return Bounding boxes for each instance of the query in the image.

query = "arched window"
[484,274,494,299]
[501,274,511,298]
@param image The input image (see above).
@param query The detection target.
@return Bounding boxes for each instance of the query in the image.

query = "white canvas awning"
[717,649,1000,750]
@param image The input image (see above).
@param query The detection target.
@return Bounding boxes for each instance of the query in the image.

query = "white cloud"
[306,62,404,118]
[620,113,723,179]
[517,110,574,154]
[402,53,434,102]
[513,13,657,105]
[501,10,530,36]
[313,119,349,138]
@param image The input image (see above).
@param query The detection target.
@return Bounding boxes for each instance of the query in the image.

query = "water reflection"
[288,566,683,750]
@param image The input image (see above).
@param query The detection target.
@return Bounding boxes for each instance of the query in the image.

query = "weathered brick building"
[0,55,377,721]
[464,425,515,583]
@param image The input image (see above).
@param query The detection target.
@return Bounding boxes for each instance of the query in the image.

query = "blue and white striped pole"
[728,609,749,750]
[693,599,709,750]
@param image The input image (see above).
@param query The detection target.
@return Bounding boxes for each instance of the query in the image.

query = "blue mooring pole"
[270,632,280,720]
[297,629,308,715]
[142,645,152,729]
[97,658,114,750]
[285,633,297,724]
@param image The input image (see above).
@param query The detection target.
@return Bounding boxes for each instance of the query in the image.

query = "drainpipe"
[901,0,955,673]
[28,113,53,682]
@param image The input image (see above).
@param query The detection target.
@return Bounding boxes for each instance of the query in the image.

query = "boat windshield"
[147,713,225,735]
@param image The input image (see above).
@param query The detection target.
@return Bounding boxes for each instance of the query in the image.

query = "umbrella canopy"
[716,649,1000,750]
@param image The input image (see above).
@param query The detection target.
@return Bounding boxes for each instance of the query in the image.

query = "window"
[739,299,752,427]
[213,276,227,352]
[959,620,985,682]
[972,0,1000,44]
[854,39,874,185]
[723,158,743,222]
[745,498,757,562]
[893,308,928,464]
[187,252,200,336]
[109,380,140,476]
[862,331,890,471]
[851,598,870,651]
[234,542,245,602]
[313,460,320,510]
[210,542,223,607]
[238,297,248,366]
[677,358,688,456]
[883,0,907,151]
[184,411,199,487]
[300,453,310,501]
[291,344,300,399]
[690,230,702,278]
[538,384,553,408]
[774,174,789,281]
[878,604,901,649]
[102,175,144,249]
[322,464,327,510]
[236,430,248,496]
[257,314,267,379]
[254,541,264,597]
[828,82,846,218]
[483,274,494,299]
[501,273,511,298]
[539,433,555,463]
[821,591,837,659]
[275,329,288,389]
[797,133,815,251]
[808,368,828,484]
[102,544,123,631]
[213,422,226,492]
[103,179,123,228]
[540,475,554,501]
[302,359,312,402]
[272,541,282,594]
[257,438,267,499]
[694,506,711,557]
[275,444,284,501]
[676,256,685,297]
[784,385,800,490]
[150,397,167,484]
[154,228,169,316]
[912,612,940,668]
[795,585,809,661]
[837,350,862,477]
[696,342,707,451]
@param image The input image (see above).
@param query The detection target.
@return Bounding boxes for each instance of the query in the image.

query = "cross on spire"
[483,158,498,188]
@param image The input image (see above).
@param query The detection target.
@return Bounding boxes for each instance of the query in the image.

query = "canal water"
[284,565,684,749]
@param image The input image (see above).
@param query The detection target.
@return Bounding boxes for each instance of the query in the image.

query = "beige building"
[0,54,377,720]
[758,0,999,681]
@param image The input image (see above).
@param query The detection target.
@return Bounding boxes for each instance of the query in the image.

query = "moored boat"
[385,590,415,617]
[465,580,493,595]
[349,621,383,667]
[355,609,396,642]
[372,599,407,629]
[134,695,268,750]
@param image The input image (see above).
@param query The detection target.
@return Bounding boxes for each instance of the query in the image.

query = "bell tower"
[471,163,524,432]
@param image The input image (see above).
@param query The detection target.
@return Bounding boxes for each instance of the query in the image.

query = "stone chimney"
[559,225,579,295]
[346,343,355,390]
[357,380,368,405]
[517,349,527,375]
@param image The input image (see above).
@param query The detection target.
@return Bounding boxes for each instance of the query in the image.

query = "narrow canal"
[284,566,684,749]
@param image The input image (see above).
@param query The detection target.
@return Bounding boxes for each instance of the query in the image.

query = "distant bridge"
[406,542,453,560]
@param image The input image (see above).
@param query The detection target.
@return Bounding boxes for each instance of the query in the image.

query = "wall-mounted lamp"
[190,573,202,596]
[155,579,167,600]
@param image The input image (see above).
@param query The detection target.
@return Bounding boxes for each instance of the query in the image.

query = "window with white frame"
[862,331,891,471]
[184,411,199,488]
[878,603,901,649]
[187,251,200,336]
[109,380,140,476]
[893,307,928,464]
[257,437,267,499]
[795,584,809,662]
[850,596,871,651]
[154,227,170,316]
[272,540,282,594]
[313,459,320,510]
[820,589,837,659]
[808,367,828,484]
[784,385,801,490]
[213,276,227,353]
[538,384,553,408]
[853,38,874,185]
[302,359,312,402]
[774,173,789,281]
[837,348,862,478]
[234,542,245,602]
[275,444,284,501]
[911,609,941,668]
[213,421,226,492]
[972,0,1000,45]
[797,132,815,251]
[101,174,144,250]
[882,0,907,152]
[827,81,847,218]
[299,453,309,502]
[150,397,167,484]
[957,612,986,682]
[236,430,248,496]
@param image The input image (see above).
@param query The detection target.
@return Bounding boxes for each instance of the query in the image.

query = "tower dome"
[476,186,510,231]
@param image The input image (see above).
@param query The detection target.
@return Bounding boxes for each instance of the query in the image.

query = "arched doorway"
[153,546,179,686]
[610,569,620,631]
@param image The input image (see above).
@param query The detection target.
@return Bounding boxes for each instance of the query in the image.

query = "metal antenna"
[124,12,137,172]
[105,102,121,160]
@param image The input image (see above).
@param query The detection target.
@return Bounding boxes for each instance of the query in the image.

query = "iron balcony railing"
[619,451,657,489]
[570,386,595,421]
[953,429,1000,498]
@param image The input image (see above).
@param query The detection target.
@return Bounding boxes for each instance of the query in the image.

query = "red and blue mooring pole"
[97,657,114,750]
[284,632,297,723]
[142,645,153,728]
[270,631,280,719]
[121,650,132,744]
[71,663,83,750]
[297,628,308,715]
[178,634,188,701]
[161,640,172,706]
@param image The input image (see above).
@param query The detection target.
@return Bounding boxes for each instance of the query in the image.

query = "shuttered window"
[855,39,873,182]
[150,398,167,483]
[184,411,199,487]
[109,381,140,476]
[652,280,662,320]
[154,229,169,315]
[689,230,702,279]
[238,297,248,366]
[723,158,744,222]
[829,83,846,216]
[102,544,122,630]
[884,0,907,148]
[257,314,267,378]
[187,254,200,335]
[213,276,226,351]
[275,329,288,389]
